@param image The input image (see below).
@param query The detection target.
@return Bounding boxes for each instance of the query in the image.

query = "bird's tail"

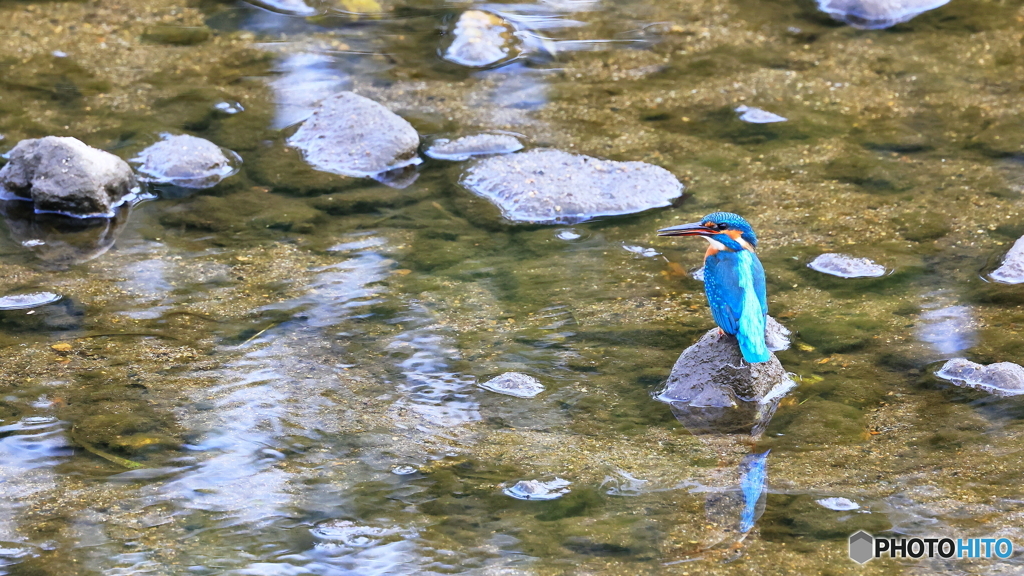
[738,317,770,363]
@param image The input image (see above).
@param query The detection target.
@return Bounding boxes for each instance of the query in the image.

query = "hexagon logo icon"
[849,530,874,564]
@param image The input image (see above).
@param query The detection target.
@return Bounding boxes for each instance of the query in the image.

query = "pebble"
[816,0,950,29]
[424,133,523,161]
[478,372,545,398]
[935,358,1024,397]
[808,253,886,278]
[622,244,659,258]
[132,134,241,189]
[0,292,62,311]
[461,149,683,224]
[990,235,1024,284]
[503,478,571,500]
[735,105,787,124]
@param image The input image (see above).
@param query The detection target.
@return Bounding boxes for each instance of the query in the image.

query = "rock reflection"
[916,290,976,357]
[655,327,795,550]
[0,199,131,266]
[266,53,349,130]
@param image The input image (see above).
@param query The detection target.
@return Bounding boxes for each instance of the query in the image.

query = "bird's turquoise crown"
[703,212,758,248]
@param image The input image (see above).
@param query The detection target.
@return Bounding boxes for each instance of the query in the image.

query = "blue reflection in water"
[738,450,770,534]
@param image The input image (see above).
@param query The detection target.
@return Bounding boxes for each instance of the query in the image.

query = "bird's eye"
[716,223,728,230]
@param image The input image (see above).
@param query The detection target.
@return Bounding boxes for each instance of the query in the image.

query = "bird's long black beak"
[657,222,714,237]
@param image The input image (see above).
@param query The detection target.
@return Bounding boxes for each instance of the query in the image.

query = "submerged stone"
[424,133,523,161]
[990,236,1024,284]
[132,134,241,190]
[287,92,421,184]
[808,253,886,278]
[936,358,1024,397]
[735,105,787,124]
[443,10,520,68]
[310,520,404,546]
[0,292,62,311]
[0,136,138,218]
[461,149,683,224]
[478,372,545,398]
[816,497,860,511]
[503,478,571,500]
[816,0,949,29]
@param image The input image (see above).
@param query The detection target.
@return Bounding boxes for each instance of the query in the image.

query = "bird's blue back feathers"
[704,249,769,363]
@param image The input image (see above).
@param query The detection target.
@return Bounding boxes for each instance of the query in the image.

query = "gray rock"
[654,328,795,438]
[990,235,1024,284]
[808,253,886,278]
[935,358,1024,397]
[287,92,421,184]
[443,10,520,68]
[461,149,683,224]
[735,105,787,124]
[132,134,241,189]
[0,292,62,311]
[816,0,949,29]
[478,372,545,398]
[503,478,571,501]
[425,133,523,161]
[0,136,138,217]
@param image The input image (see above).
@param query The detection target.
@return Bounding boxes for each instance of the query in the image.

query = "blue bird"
[658,212,770,363]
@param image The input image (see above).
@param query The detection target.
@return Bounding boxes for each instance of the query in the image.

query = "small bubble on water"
[51,50,68,58]
[391,465,418,475]
[556,229,581,241]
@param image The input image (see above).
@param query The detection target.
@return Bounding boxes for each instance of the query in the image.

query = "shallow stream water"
[2,0,1024,573]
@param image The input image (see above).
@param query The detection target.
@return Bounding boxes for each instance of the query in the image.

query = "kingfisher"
[658,212,769,363]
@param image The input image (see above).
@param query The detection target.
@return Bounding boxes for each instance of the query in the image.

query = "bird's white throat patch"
[703,236,728,251]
